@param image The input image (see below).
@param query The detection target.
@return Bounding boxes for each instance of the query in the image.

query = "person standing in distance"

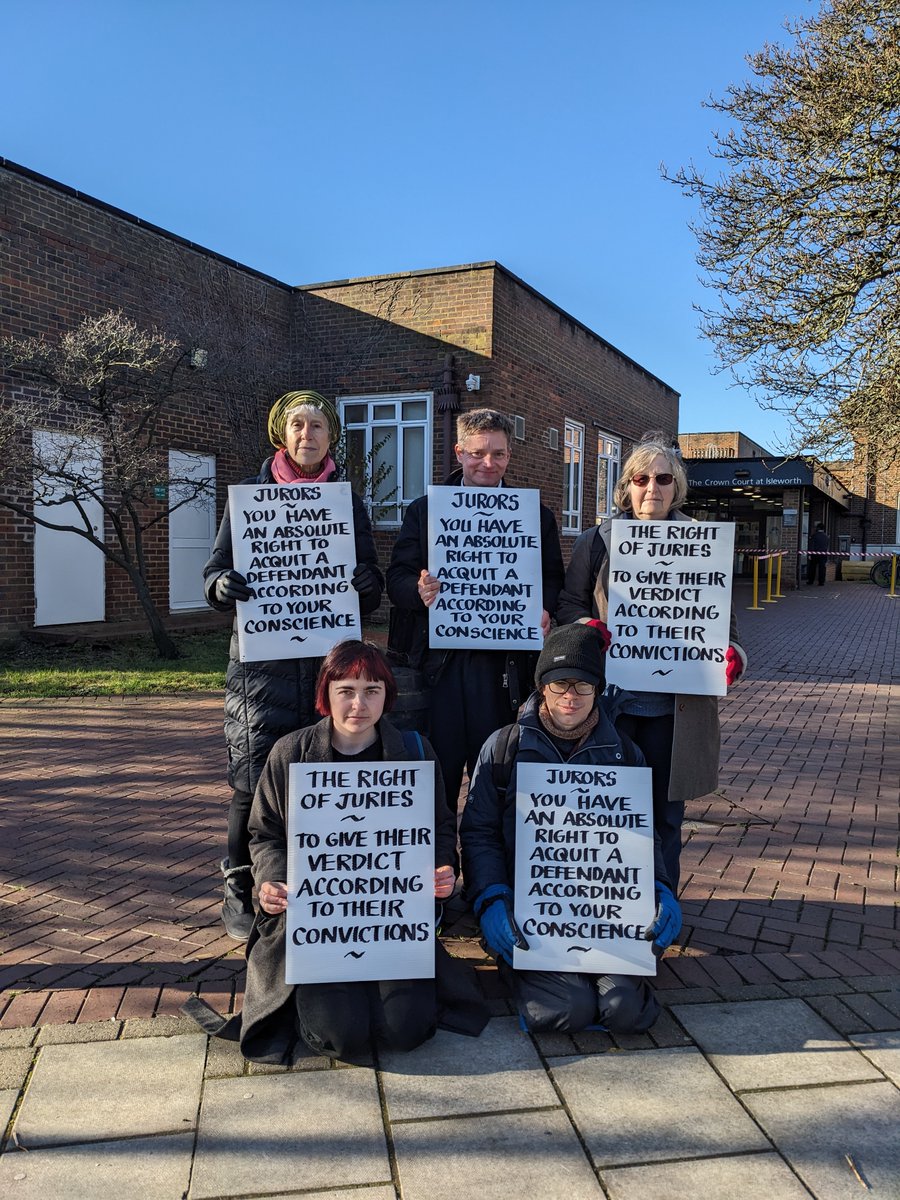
[386,408,564,814]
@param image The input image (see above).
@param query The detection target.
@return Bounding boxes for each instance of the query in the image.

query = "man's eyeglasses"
[631,473,674,487]
[545,680,595,696]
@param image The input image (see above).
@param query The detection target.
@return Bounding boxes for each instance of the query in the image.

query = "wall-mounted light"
[190,348,208,370]
[465,374,481,392]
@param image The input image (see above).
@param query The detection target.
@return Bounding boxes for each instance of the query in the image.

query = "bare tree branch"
[664,0,900,468]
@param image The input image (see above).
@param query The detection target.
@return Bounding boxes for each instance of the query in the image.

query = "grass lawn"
[0,630,231,697]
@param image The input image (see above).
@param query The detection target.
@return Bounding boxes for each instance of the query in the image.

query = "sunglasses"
[631,473,674,487]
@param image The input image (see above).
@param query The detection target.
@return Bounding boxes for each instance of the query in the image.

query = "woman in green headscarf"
[203,390,384,939]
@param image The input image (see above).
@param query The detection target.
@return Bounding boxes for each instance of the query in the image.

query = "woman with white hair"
[556,433,747,892]
[203,390,383,939]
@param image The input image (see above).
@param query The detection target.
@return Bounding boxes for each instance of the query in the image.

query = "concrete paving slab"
[0,1133,193,1199]
[745,1081,900,1199]
[36,1021,120,1045]
[549,1046,769,1166]
[0,1089,18,1136]
[0,1030,36,1049]
[0,1049,34,1091]
[13,1034,206,1148]
[670,998,882,1090]
[121,1016,199,1039]
[191,1067,389,1199]
[392,1109,602,1200]
[600,1151,811,1199]
[250,1191,395,1200]
[850,1029,900,1085]
[203,1035,246,1079]
[380,1016,557,1119]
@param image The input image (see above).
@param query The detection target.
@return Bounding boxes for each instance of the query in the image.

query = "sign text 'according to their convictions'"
[513,762,656,975]
[285,760,435,985]
[228,482,361,663]
[605,519,736,697]
[427,486,544,648]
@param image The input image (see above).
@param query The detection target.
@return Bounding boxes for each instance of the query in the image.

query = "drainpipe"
[434,354,460,479]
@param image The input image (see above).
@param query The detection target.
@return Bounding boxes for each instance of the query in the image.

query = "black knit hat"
[535,624,606,689]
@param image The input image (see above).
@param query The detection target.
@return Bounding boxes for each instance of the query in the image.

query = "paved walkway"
[1,580,898,1196]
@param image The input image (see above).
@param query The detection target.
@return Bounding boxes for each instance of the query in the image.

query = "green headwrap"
[267,390,341,450]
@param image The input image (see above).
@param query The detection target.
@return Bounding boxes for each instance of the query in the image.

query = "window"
[896,491,900,544]
[338,393,431,526]
[595,432,621,522]
[563,419,584,534]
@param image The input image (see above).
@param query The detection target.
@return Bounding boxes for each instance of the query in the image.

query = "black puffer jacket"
[203,456,383,795]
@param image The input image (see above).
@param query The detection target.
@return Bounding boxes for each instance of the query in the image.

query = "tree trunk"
[127,566,180,659]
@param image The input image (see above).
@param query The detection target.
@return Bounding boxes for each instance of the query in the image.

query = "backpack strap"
[491,723,520,800]
[401,728,425,759]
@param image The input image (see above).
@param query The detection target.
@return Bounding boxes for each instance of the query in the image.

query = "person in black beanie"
[460,623,681,1034]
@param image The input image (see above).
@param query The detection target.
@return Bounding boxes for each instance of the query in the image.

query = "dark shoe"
[221,858,255,940]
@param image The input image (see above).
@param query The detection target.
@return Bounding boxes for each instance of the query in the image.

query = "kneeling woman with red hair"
[189,640,487,1064]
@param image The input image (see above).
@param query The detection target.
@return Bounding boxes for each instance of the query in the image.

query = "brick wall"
[1,164,682,634]
[829,456,900,550]
[1,161,292,632]
[490,268,679,545]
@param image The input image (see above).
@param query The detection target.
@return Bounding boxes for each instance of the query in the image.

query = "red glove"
[725,646,743,686]
[585,618,612,652]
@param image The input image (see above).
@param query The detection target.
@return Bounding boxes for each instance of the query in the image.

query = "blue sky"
[3,0,804,447]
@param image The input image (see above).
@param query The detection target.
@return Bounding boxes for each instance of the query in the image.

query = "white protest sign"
[606,519,736,696]
[285,760,435,984]
[513,762,656,975]
[427,485,543,649]
[229,482,360,663]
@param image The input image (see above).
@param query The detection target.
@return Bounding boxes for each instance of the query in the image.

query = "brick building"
[1,158,679,636]
[676,430,880,588]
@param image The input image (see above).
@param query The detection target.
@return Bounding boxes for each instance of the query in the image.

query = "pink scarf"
[271,449,336,484]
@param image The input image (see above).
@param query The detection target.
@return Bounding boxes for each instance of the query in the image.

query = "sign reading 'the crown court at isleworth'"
[426,485,544,650]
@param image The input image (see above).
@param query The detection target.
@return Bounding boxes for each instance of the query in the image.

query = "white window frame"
[595,432,621,523]
[895,491,900,544]
[338,392,432,527]
[563,419,584,535]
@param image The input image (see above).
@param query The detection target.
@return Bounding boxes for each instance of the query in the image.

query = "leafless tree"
[1,310,213,657]
[665,0,900,468]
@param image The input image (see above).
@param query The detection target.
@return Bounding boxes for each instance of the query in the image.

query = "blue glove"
[643,882,682,953]
[477,886,529,964]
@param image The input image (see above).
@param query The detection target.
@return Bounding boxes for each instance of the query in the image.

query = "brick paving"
[1,580,897,1029]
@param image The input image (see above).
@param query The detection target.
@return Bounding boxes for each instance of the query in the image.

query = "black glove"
[351,562,380,604]
[214,570,253,604]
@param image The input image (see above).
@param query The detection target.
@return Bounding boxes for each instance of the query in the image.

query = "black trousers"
[227,787,254,869]
[502,963,659,1034]
[428,651,512,815]
[617,712,683,893]
[293,978,437,1059]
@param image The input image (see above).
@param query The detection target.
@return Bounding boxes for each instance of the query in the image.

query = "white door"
[169,451,216,611]
[33,431,106,626]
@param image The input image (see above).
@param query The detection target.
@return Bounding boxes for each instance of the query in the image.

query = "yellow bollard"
[763,553,777,602]
[889,554,899,599]
[748,555,764,610]
[774,552,785,598]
